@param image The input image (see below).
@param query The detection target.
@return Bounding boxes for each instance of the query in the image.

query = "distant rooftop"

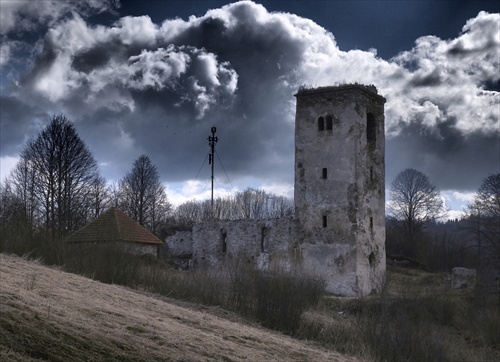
[65,207,163,245]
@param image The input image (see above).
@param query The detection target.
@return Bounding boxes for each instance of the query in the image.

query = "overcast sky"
[1,0,499,217]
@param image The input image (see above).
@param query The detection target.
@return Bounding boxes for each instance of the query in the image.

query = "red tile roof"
[65,208,163,245]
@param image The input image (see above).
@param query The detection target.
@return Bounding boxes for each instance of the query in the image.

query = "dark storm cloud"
[0,96,51,156]
[0,0,119,35]
[386,121,499,190]
[409,68,444,88]
[1,1,499,195]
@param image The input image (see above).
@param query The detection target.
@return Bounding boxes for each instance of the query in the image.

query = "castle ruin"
[166,84,386,296]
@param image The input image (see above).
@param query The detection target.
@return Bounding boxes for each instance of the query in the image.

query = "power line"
[186,153,209,197]
[215,149,234,191]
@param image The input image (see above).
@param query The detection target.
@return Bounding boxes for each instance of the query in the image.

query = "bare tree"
[19,115,99,238]
[236,188,268,219]
[389,168,447,246]
[268,195,294,218]
[119,154,171,234]
[0,180,33,254]
[466,173,500,277]
[108,180,122,208]
[8,158,39,228]
[174,200,203,225]
[86,175,110,221]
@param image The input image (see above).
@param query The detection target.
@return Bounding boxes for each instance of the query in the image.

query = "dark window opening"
[370,166,373,182]
[318,117,325,131]
[322,168,327,179]
[369,252,376,267]
[322,215,328,228]
[369,216,373,231]
[326,116,333,130]
[261,227,268,253]
[221,229,227,253]
[367,113,376,145]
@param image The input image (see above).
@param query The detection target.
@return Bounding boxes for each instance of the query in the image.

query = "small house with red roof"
[65,207,163,258]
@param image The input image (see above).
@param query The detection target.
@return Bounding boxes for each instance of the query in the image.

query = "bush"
[253,269,325,333]
[67,251,325,336]
[64,242,143,285]
[295,268,499,362]
[123,256,326,335]
[362,296,457,362]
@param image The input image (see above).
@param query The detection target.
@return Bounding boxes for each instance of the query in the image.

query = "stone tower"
[294,84,386,296]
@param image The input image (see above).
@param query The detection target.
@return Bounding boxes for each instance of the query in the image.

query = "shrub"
[64,242,143,285]
[253,268,325,333]
[295,268,499,362]
[133,257,325,335]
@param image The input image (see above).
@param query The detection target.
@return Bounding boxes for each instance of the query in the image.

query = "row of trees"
[174,188,294,226]
[387,168,499,290]
[0,114,294,261]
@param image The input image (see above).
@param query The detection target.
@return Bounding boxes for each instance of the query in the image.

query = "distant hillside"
[0,254,361,362]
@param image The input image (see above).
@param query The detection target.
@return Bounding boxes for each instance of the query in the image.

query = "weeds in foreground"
[297,270,500,362]
[139,260,326,334]
[24,272,37,291]
[65,247,325,336]
[63,248,499,361]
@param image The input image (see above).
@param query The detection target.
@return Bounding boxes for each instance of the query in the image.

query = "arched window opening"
[370,216,373,231]
[326,115,333,130]
[318,117,325,131]
[367,113,376,146]
[322,215,328,228]
[322,168,328,179]
[221,229,227,254]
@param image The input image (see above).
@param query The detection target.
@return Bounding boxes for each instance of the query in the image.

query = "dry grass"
[0,253,362,362]
[297,265,500,362]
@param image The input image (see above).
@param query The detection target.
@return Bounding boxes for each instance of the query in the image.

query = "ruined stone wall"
[190,218,298,270]
[165,231,193,257]
[164,231,194,269]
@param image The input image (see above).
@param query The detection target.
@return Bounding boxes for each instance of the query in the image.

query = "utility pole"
[207,126,218,216]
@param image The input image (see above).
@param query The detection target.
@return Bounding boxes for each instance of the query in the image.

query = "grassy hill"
[0,254,361,362]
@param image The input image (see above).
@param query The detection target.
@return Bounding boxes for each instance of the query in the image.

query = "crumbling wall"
[165,231,193,257]
[164,231,193,269]
[190,218,298,270]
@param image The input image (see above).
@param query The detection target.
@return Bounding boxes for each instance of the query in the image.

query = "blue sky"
[1,0,499,218]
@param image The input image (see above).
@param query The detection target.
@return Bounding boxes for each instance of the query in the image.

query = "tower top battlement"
[295,83,386,102]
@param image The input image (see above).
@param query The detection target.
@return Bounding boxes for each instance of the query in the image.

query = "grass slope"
[0,254,361,362]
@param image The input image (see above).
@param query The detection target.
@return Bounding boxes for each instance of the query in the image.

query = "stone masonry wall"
[190,218,298,271]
